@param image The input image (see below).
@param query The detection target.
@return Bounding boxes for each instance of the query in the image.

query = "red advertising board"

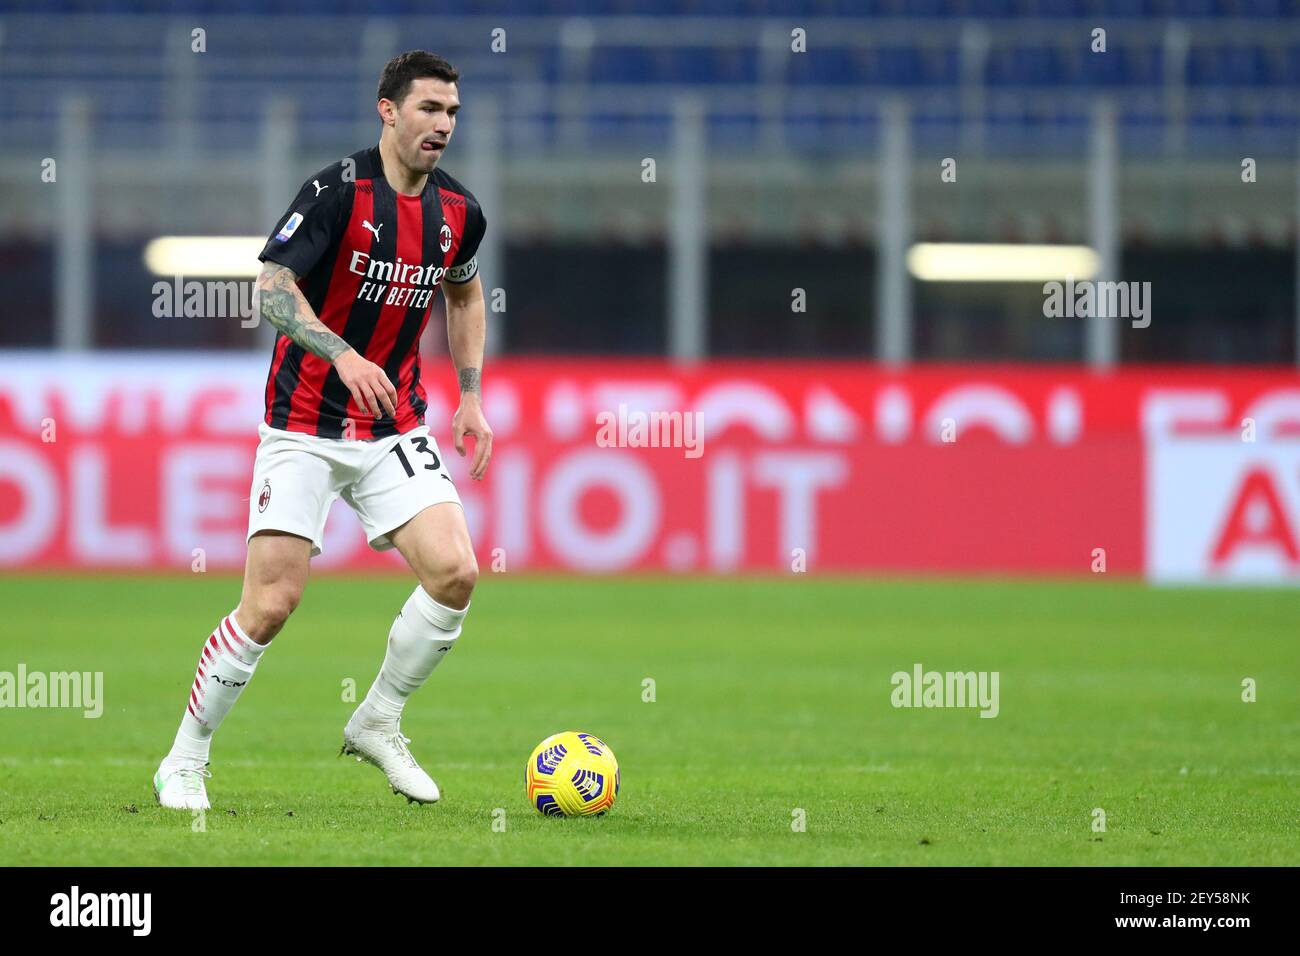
[1,354,1297,582]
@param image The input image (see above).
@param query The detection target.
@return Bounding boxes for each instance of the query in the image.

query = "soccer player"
[152,51,492,809]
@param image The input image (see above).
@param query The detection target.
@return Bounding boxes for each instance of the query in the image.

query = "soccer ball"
[526,731,620,817]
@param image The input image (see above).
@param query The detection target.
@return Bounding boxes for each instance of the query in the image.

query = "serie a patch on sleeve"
[276,212,304,242]
[445,256,478,283]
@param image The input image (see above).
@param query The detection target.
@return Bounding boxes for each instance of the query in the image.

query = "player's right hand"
[334,348,398,419]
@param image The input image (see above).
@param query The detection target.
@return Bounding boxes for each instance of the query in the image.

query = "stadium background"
[4,1,1300,581]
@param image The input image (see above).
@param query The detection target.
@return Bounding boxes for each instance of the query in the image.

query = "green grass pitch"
[0,575,1296,866]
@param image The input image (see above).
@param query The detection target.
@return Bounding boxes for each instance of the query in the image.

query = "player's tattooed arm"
[444,273,493,479]
[255,262,350,361]
[458,367,481,397]
[255,261,396,419]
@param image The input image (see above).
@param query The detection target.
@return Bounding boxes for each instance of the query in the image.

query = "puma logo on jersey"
[312,179,328,196]
[362,219,382,241]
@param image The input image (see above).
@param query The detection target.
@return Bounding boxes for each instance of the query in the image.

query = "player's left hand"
[452,395,494,481]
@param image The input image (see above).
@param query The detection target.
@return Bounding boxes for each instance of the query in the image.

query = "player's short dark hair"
[377,50,460,105]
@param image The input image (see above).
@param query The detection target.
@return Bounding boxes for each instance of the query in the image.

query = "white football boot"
[153,757,212,811]
[340,717,440,804]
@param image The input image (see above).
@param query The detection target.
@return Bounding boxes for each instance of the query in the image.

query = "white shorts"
[246,422,462,557]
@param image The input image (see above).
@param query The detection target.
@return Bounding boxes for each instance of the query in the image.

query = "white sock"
[354,587,467,731]
[167,611,268,765]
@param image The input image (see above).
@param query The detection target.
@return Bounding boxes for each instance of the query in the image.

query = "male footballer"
[152,50,491,809]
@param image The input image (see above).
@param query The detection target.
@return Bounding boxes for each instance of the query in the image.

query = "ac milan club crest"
[439,223,453,253]
[258,481,271,513]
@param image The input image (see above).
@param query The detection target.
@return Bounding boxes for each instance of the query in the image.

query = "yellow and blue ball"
[526,731,620,817]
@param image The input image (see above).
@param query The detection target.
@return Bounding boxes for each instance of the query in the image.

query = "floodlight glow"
[143,237,265,277]
[906,243,1100,282]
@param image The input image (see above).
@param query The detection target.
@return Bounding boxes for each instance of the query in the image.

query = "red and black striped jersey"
[258,145,485,440]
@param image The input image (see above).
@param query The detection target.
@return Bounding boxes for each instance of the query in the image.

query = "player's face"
[386,78,459,176]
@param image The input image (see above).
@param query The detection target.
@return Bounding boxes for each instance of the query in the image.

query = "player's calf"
[343,585,467,802]
[154,611,268,809]
[350,585,468,735]
[342,503,475,800]
[234,531,310,643]
[153,533,308,808]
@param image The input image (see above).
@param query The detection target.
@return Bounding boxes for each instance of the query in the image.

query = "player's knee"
[244,586,301,640]
[423,556,477,610]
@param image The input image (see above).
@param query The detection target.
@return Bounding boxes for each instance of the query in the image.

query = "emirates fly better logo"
[348,251,445,309]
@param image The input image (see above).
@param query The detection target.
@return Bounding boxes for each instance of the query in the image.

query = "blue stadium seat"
[963,0,1021,16]
[1096,0,1160,16]
[1239,0,1285,14]
[986,46,1066,87]
[1069,43,1164,87]
[587,111,672,145]
[1187,45,1268,86]
[707,110,761,146]
[666,47,760,84]
[4,1,1300,158]
[588,46,667,83]
[1033,0,1090,16]
[1170,0,1223,16]
[912,99,962,148]
[1262,45,1300,84]
[786,48,867,85]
